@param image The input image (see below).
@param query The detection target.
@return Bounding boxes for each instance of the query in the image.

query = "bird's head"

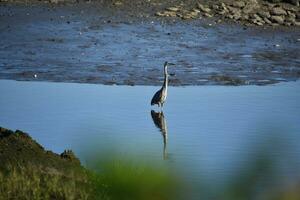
[164,61,175,67]
[164,61,175,75]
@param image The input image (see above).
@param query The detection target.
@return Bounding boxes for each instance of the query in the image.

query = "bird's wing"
[151,89,162,105]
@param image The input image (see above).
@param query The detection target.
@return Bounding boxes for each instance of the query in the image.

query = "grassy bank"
[1,127,300,200]
[0,127,179,200]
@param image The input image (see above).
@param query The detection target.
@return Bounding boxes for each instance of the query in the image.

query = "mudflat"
[0,1,299,86]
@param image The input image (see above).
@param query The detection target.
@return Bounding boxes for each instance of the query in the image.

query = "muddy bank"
[0,127,81,169]
[0,2,299,86]
[0,126,179,200]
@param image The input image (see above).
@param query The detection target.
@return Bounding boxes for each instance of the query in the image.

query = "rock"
[231,1,246,8]
[197,3,211,13]
[181,15,192,20]
[218,10,227,15]
[220,3,229,13]
[113,1,122,6]
[253,14,263,21]
[256,21,264,26]
[212,5,220,10]
[155,11,177,17]
[155,12,164,17]
[241,15,250,20]
[294,21,300,26]
[190,11,200,17]
[287,11,296,18]
[204,13,213,18]
[227,14,234,19]
[270,7,287,15]
[165,11,177,17]
[264,17,273,24]
[233,13,242,20]
[257,10,271,18]
[181,10,199,20]
[250,16,265,25]
[166,7,180,12]
[270,15,285,24]
[285,16,296,23]
[220,2,227,9]
[282,4,299,12]
[227,6,240,14]
[192,8,201,13]
[243,3,260,14]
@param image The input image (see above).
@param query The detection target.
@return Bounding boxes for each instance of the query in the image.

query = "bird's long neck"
[162,66,168,90]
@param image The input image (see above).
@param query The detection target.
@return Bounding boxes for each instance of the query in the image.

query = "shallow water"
[0,80,300,192]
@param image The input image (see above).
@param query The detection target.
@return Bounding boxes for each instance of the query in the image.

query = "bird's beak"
[168,63,175,66]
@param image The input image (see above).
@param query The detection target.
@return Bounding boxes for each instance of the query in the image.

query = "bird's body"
[151,62,173,108]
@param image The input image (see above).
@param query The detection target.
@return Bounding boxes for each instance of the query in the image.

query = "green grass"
[0,159,180,200]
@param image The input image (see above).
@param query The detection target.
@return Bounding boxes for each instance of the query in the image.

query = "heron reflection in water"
[151,110,168,160]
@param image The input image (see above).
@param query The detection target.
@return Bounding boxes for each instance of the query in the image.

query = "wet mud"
[0,3,299,86]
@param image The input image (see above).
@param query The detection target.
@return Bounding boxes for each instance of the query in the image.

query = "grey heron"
[151,61,175,108]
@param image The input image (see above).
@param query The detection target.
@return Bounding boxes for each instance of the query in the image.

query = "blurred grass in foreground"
[0,159,180,200]
[1,127,300,200]
[88,158,181,200]
[1,156,299,200]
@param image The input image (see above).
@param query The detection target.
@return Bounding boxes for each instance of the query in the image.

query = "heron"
[151,61,175,108]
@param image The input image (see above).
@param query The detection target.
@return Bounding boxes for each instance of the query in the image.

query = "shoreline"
[1,0,299,27]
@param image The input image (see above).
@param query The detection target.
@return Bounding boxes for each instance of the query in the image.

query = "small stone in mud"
[197,3,211,13]
[270,7,287,16]
[257,10,271,18]
[263,17,273,24]
[270,15,285,24]
[231,1,246,8]
[113,1,122,6]
[204,13,213,18]
[166,7,180,12]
